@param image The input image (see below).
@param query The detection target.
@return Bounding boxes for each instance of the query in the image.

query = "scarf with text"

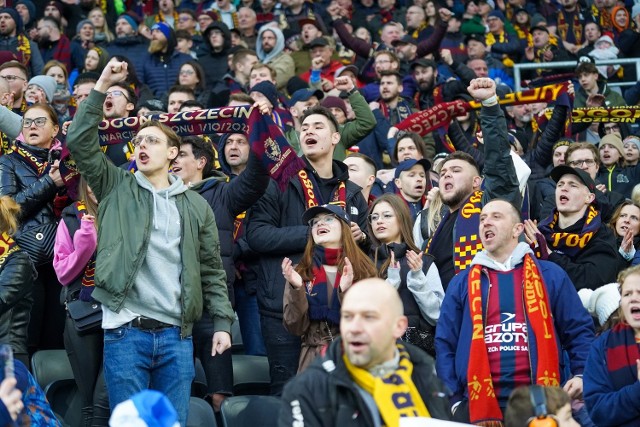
[425,190,483,274]
[306,246,342,325]
[297,168,347,210]
[61,106,304,192]
[71,201,96,301]
[344,342,430,426]
[467,255,560,426]
[13,143,49,176]
[396,83,568,137]
[0,232,20,269]
[543,106,640,124]
[606,322,640,390]
[538,205,600,258]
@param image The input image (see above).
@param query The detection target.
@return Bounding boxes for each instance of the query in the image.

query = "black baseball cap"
[302,204,350,225]
[550,165,596,194]
[308,37,329,49]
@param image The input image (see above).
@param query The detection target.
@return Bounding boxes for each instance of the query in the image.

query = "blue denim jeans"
[103,325,194,426]
[235,285,266,356]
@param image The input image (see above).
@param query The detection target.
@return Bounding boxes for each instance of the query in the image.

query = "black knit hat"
[250,81,279,107]
[0,8,23,33]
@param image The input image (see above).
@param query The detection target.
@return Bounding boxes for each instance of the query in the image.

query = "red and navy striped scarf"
[72,201,96,300]
[606,322,640,390]
[306,246,342,325]
[50,35,72,71]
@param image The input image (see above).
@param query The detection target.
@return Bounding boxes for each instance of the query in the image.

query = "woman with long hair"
[88,7,114,44]
[368,194,444,356]
[282,204,377,372]
[53,176,109,426]
[608,201,640,271]
[0,196,36,368]
[583,265,640,427]
[0,103,66,352]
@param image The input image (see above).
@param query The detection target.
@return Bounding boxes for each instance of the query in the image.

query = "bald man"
[279,278,450,426]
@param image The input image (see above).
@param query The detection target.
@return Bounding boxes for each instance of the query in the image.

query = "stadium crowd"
[0,0,640,425]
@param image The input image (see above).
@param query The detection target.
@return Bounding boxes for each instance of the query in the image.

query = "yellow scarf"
[485,31,515,68]
[343,343,430,426]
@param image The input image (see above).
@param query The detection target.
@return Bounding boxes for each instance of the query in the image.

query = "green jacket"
[285,90,376,161]
[66,90,233,337]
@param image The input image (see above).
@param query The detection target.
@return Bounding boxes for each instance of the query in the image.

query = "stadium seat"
[187,397,217,427]
[220,395,281,427]
[232,355,270,396]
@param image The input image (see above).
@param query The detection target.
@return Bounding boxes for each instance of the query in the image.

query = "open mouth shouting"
[137,151,149,165]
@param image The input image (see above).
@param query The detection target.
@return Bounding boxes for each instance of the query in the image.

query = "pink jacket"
[53,218,97,286]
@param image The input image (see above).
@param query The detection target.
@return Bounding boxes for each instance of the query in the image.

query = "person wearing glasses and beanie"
[66,59,233,426]
[282,204,377,372]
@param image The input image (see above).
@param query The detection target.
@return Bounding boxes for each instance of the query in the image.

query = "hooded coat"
[255,26,295,90]
[138,27,192,98]
[196,22,232,91]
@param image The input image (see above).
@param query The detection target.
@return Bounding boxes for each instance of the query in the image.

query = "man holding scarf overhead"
[436,199,594,426]
[524,165,619,291]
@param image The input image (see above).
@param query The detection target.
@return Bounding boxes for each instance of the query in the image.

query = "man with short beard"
[0,8,44,77]
[37,16,73,72]
[425,78,520,289]
[375,70,414,127]
[107,13,149,75]
[256,26,294,90]
[139,22,191,98]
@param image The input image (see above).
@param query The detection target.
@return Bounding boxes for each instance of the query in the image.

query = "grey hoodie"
[471,242,533,272]
[102,172,189,328]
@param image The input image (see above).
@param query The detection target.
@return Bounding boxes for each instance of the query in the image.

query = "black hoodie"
[196,22,232,91]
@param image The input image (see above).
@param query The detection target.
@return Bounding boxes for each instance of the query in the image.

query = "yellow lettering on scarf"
[298,170,318,208]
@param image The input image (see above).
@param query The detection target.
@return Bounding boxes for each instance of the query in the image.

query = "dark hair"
[181,136,215,178]
[111,55,143,87]
[575,61,599,77]
[177,8,197,19]
[109,80,137,106]
[301,105,340,133]
[346,152,377,174]
[175,29,192,40]
[441,151,480,175]
[176,60,206,92]
[168,84,195,99]
[504,386,571,427]
[179,100,205,110]
[379,70,403,85]
[392,131,428,164]
[368,194,420,278]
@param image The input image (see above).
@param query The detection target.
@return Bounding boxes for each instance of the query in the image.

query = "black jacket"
[196,22,232,91]
[0,142,59,258]
[0,240,35,360]
[191,147,269,307]
[246,159,369,318]
[279,338,451,426]
[545,214,619,290]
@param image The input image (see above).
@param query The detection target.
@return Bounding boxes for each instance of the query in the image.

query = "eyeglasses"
[0,75,26,82]
[568,159,596,167]
[131,134,167,148]
[22,117,48,128]
[180,69,195,76]
[105,90,130,101]
[604,124,620,134]
[368,212,395,223]
[309,214,338,228]
[179,16,193,22]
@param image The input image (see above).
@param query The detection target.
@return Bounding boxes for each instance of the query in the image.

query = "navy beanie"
[250,81,279,108]
[16,0,36,25]
[0,8,23,33]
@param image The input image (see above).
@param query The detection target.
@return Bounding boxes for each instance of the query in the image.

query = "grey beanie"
[76,19,94,35]
[28,75,57,103]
